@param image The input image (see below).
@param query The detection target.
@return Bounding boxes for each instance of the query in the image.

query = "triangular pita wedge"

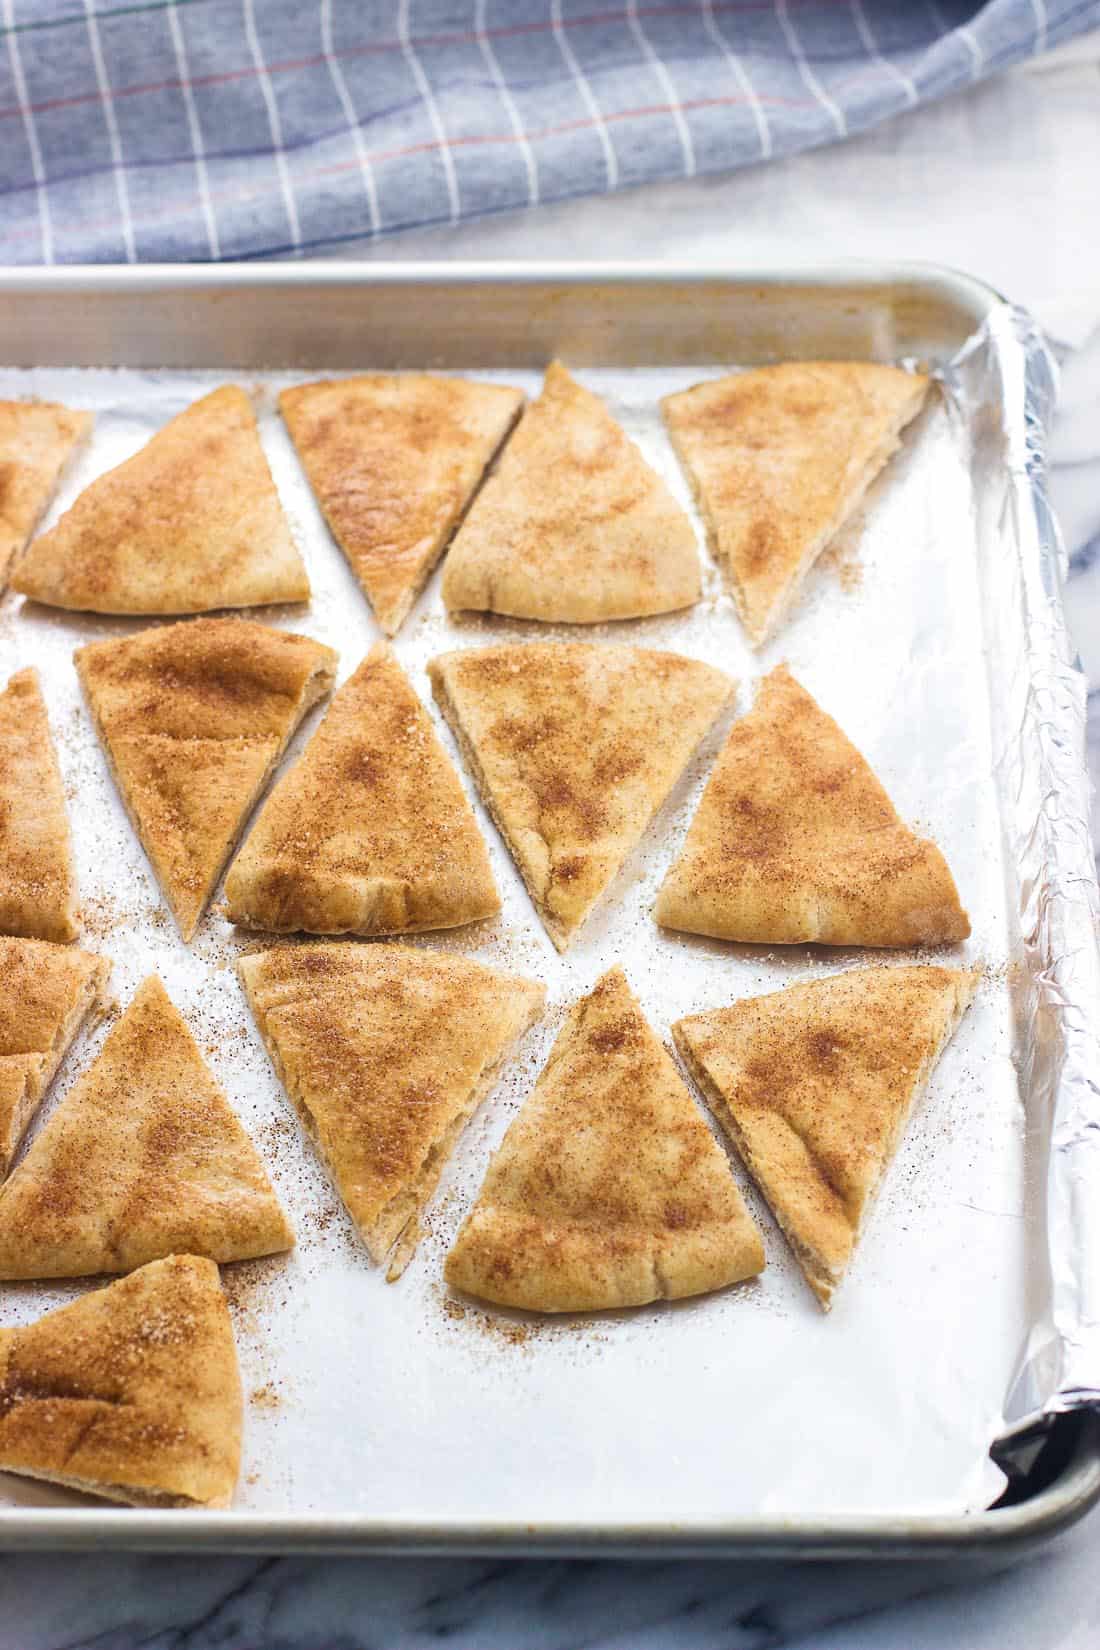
[0,668,79,944]
[281,374,523,634]
[0,1255,241,1508]
[11,386,309,613]
[662,362,928,646]
[673,964,978,1308]
[657,665,969,947]
[225,641,499,936]
[446,967,764,1312]
[238,943,545,1277]
[0,400,91,589]
[0,975,293,1280]
[428,642,732,950]
[76,618,338,940]
[0,937,110,1177]
[442,361,700,622]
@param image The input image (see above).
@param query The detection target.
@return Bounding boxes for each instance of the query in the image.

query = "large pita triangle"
[0,1255,241,1507]
[673,964,977,1308]
[225,641,499,936]
[0,936,109,1177]
[0,975,293,1280]
[429,642,732,950]
[0,399,91,589]
[0,668,79,944]
[662,362,928,646]
[442,361,700,622]
[446,967,764,1312]
[656,665,969,947]
[76,618,338,940]
[281,374,523,635]
[11,386,309,613]
[238,942,545,1277]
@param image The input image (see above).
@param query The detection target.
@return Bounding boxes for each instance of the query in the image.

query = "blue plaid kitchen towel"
[1,0,1098,262]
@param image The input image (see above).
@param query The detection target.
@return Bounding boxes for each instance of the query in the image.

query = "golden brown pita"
[442,361,700,622]
[0,937,110,1178]
[281,374,523,635]
[12,386,309,613]
[76,618,338,941]
[656,665,969,947]
[673,965,977,1308]
[662,362,928,646]
[0,400,91,589]
[238,942,544,1277]
[0,975,293,1280]
[0,1255,241,1508]
[0,668,79,944]
[225,641,498,936]
[429,642,732,950]
[446,967,764,1312]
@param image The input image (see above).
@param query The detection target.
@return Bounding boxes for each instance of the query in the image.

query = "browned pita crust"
[656,665,969,947]
[11,387,309,613]
[0,400,91,590]
[428,642,732,950]
[0,1255,241,1508]
[76,619,338,940]
[0,668,79,944]
[442,361,700,622]
[225,641,498,936]
[446,967,764,1312]
[281,374,523,634]
[238,942,545,1277]
[673,965,977,1307]
[662,362,928,646]
[0,975,293,1280]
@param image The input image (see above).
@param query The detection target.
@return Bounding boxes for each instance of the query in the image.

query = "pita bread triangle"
[0,399,91,589]
[662,361,928,646]
[0,668,79,944]
[446,967,765,1312]
[0,1254,241,1508]
[656,664,969,947]
[238,942,545,1278]
[11,386,309,614]
[0,975,293,1280]
[76,618,338,941]
[281,374,524,635]
[429,641,732,950]
[442,361,701,622]
[673,964,978,1308]
[225,641,499,937]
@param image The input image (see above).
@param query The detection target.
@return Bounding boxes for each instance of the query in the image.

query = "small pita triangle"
[0,668,79,944]
[238,942,545,1277]
[0,936,110,1177]
[0,400,91,589]
[76,618,338,940]
[673,964,978,1308]
[226,641,499,936]
[12,386,309,613]
[429,642,732,950]
[281,374,523,635]
[662,362,928,646]
[446,967,764,1312]
[0,1255,241,1507]
[656,665,969,947]
[442,361,700,622]
[0,975,293,1280]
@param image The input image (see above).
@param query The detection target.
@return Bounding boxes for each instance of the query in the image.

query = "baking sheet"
[0,343,1042,1525]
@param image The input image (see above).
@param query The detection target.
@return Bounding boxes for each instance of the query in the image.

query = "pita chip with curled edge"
[662,361,929,646]
[12,386,309,613]
[446,966,765,1313]
[0,667,79,944]
[673,964,978,1308]
[0,399,91,589]
[281,373,524,635]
